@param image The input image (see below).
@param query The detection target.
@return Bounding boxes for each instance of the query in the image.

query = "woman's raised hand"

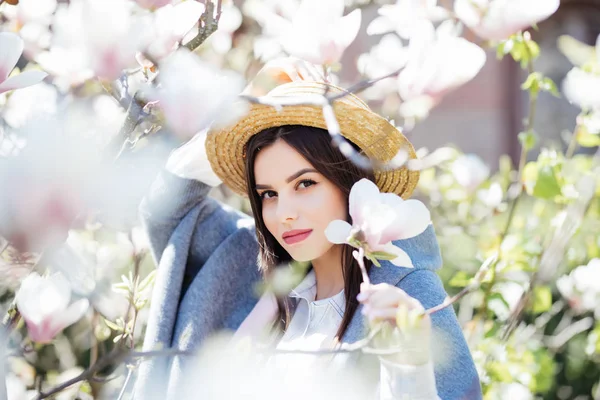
[357,283,432,366]
[165,128,222,186]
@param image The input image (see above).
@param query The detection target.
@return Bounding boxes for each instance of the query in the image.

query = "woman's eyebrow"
[255,168,318,189]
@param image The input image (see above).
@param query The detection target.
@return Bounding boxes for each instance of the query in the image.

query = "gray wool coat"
[131,170,482,399]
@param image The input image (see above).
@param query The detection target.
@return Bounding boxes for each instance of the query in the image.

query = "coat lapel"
[341,224,441,343]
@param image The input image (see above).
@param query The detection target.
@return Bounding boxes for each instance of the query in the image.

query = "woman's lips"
[283,230,313,245]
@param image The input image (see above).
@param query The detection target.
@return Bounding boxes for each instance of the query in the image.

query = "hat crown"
[266,81,370,110]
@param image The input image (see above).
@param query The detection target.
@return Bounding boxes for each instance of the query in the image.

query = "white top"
[273,269,441,400]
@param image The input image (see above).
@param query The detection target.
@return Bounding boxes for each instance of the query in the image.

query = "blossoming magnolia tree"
[0,0,599,398]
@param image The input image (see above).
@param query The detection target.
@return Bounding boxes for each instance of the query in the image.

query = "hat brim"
[206,85,419,198]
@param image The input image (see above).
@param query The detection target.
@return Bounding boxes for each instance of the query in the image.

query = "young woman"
[133,64,482,400]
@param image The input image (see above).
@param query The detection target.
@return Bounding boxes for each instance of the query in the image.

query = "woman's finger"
[365,285,410,308]
[362,307,399,322]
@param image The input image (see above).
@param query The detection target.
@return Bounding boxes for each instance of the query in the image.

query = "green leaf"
[525,37,540,60]
[448,271,472,288]
[521,72,542,96]
[576,131,600,147]
[138,270,157,293]
[531,285,552,313]
[541,77,560,97]
[518,131,538,151]
[487,361,513,382]
[365,253,381,267]
[104,319,123,332]
[533,165,562,199]
[369,251,398,261]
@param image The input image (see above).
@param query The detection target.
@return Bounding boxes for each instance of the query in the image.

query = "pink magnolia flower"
[16,272,89,343]
[156,49,246,138]
[367,0,449,39]
[454,0,560,41]
[397,20,486,119]
[144,1,205,61]
[357,34,408,100]
[0,32,47,94]
[325,179,431,268]
[134,0,172,10]
[255,0,361,65]
[37,0,152,83]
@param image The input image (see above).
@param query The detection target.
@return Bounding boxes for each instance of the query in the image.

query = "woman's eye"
[259,190,276,200]
[297,179,316,190]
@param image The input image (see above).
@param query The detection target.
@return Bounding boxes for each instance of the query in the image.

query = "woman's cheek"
[261,204,278,236]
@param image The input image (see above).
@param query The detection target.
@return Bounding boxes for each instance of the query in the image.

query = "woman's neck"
[311,245,345,300]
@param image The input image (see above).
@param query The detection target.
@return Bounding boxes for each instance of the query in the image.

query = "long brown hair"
[244,125,375,340]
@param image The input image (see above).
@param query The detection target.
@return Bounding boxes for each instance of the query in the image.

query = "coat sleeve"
[396,269,483,400]
[139,169,252,266]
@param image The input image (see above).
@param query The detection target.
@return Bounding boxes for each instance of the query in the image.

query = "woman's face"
[254,139,348,262]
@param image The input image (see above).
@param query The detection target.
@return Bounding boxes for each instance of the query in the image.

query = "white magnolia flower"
[562,34,600,110]
[557,258,600,314]
[454,0,560,41]
[37,0,152,83]
[209,2,243,54]
[397,21,486,119]
[367,0,449,39]
[279,0,361,65]
[1,0,56,57]
[156,49,246,138]
[451,154,490,192]
[144,1,205,61]
[357,34,408,100]
[325,179,431,268]
[250,0,360,65]
[0,32,47,94]
[16,272,89,343]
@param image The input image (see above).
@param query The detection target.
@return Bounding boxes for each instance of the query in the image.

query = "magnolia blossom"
[397,21,486,119]
[557,258,600,314]
[156,49,246,138]
[451,154,490,192]
[16,272,89,343]
[357,34,408,100]
[37,0,152,83]
[562,34,600,111]
[1,0,56,58]
[249,0,361,65]
[209,2,243,54]
[367,0,449,39]
[454,0,560,41]
[143,1,205,62]
[243,0,299,61]
[0,32,47,94]
[325,179,431,268]
[134,0,173,10]
[279,0,361,65]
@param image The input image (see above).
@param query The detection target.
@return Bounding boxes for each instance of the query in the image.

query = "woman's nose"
[275,196,298,223]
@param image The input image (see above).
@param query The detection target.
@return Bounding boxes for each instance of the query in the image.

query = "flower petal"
[324,219,352,244]
[334,8,361,48]
[379,199,431,243]
[48,298,90,337]
[0,32,24,83]
[380,243,414,268]
[349,178,380,224]
[0,70,48,94]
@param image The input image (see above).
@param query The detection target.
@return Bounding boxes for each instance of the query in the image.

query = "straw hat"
[205,81,420,198]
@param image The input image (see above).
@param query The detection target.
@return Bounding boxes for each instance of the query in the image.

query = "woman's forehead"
[254,140,316,183]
